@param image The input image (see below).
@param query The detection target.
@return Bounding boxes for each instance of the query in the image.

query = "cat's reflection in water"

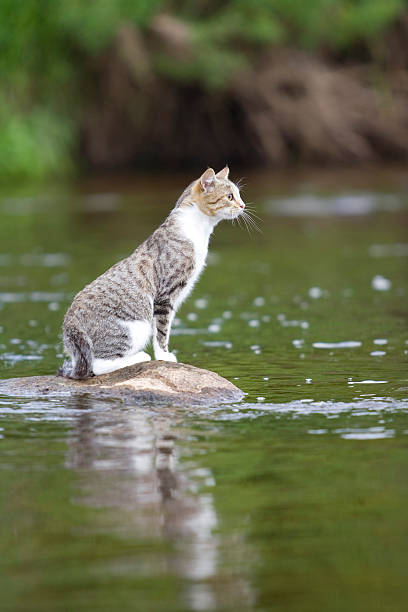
[66,399,254,610]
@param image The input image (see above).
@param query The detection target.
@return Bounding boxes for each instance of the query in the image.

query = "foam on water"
[201,341,233,349]
[371,275,392,291]
[369,243,408,257]
[313,341,362,349]
[204,397,408,424]
[350,380,388,385]
[269,193,402,216]
[334,427,395,440]
[0,253,70,267]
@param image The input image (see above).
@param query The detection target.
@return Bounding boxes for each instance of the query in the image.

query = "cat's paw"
[133,351,151,363]
[155,351,177,363]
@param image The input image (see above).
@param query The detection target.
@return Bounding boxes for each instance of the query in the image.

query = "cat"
[58,166,245,379]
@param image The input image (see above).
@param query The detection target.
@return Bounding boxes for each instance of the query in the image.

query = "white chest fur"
[174,205,214,307]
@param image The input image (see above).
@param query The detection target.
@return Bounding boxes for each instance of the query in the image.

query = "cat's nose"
[239,202,245,209]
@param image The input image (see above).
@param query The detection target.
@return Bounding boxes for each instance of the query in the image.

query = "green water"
[0,167,407,611]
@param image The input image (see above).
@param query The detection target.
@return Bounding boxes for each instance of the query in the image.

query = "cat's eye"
[227,193,233,201]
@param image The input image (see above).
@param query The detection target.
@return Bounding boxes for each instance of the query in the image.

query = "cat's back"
[64,242,152,321]
[64,214,194,323]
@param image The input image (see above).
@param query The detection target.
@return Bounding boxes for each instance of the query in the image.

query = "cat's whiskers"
[236,212,245,232]
[243,203,262,222]
[245,215,256,235]
[244,209,262,222]
[240,214,251,236]
[246,217,262,229]
[240,208,262,234]
[235,210,253,236]
[229,208,247,233]
[227,203,262,235]
[236,177,247,190]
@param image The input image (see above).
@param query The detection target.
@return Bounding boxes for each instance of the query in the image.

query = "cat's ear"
[216,166,229,180]
[199,168,216,192]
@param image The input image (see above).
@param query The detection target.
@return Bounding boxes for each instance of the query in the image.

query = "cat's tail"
[57,325,94,380]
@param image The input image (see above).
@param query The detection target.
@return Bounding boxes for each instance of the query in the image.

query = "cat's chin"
[224,209,243,221]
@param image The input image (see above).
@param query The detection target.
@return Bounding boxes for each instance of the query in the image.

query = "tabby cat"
[58,167,245,379]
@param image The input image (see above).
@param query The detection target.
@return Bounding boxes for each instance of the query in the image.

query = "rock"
[0,361,244,406]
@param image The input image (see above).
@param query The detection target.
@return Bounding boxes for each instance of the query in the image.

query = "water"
[0,166,407,611]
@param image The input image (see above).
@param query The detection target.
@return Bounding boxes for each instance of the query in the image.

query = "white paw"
[155,351,177,363]
[136,351,151,362]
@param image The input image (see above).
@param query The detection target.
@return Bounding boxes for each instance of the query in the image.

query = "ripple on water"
[0,253,70,267]
[372,275,391,291]
[0,291,70,303]
[0,353,43,363]
[201,341,233,349]
[268,193,402,216]
[208,323,221,333]
[308,286,325,299]
[369,243,408,258]
[253,297,265,306]
[277,313,309,329]
[248,319,260,328]
[313,341,362,349]
[194,298,208,309]
[349,380,388,385]
[308,426,395,439]
[334,427,395,440]
[172,328,208,336]
[0,396,114,421]
[204,397,408,422]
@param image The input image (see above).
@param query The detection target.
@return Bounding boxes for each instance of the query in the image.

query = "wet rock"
[0,361,244,406]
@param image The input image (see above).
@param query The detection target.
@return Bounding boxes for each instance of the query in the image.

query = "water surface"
[1,166,407,611]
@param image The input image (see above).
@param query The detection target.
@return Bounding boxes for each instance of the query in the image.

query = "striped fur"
[59,167,245,378]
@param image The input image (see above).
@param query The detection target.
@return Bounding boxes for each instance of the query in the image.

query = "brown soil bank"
[81,21,408,170]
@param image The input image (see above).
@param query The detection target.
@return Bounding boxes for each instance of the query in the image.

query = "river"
[0,166,407,611]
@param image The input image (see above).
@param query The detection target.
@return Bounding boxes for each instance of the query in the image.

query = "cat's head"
[190,167,245,221]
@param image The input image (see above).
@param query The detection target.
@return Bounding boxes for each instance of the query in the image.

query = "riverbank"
[2,3,408,178]
[82,37,408,171]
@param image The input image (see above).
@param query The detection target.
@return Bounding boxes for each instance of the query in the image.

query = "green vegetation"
[0,0,161,179]
[0,0,405,179]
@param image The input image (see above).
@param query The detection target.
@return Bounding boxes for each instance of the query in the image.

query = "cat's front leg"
[154,347,177,363]
[153,299,177,362]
